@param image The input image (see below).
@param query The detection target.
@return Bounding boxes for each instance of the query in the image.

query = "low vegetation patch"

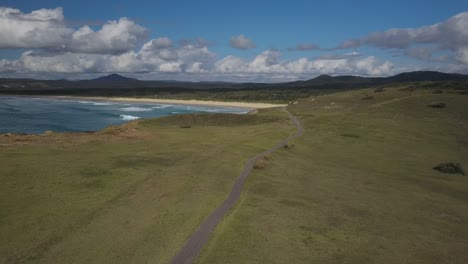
[141,113,282,127]
[283,143,295,149]
[427,102,446,108]
[361,95,374,100]
[433,162,465,175]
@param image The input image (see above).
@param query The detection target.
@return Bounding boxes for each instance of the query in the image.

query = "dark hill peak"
[91,73,139,82]
[313,74,334,80]
[388,71,468,82]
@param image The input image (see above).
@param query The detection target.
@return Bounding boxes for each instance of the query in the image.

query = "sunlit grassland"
[0,108,294,264]
[197,86,468,264]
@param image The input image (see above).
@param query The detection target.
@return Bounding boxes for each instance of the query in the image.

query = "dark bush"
[433,163,465,175]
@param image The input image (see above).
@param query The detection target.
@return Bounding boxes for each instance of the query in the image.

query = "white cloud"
[230,34,256,50]
[339,12,468,65]
[67,18,147,54]
[0,7,147,54]
[139,38,216,72]
[214,50,394,77]
[0,6,466,81]
[142,37,172,49]
[0,7,73,49]
[1,48,396,81]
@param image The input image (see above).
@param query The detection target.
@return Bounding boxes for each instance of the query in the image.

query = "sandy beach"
[48,96,285,109]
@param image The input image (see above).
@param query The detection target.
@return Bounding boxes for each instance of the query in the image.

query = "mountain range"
[1,71,467,93]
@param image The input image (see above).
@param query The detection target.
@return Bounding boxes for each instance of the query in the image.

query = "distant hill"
[386,71,468,82]
[90,73,139,83]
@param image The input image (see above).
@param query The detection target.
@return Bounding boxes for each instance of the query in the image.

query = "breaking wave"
[120,114,141,120]
[120,107,153,112]
[151,104,172,109]
[77,100,113,106]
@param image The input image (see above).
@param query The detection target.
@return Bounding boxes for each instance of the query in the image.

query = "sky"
[0,0,467,82]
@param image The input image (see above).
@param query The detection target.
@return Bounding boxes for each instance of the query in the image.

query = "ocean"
[0,96,250,134]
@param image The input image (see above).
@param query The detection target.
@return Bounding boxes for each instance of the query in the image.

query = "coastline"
[46,96,285,109]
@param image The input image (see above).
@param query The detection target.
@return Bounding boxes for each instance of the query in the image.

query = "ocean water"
[0,96,250,134]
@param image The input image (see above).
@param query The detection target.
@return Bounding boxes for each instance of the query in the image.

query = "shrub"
[432,89,443,94]
[283,143,295,149]
[433,163,465,175]
[362,95,374,100]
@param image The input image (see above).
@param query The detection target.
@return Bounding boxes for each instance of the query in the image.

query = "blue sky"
[0,0,467,81]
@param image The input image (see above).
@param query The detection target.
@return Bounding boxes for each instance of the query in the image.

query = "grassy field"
[196,85,468,263]
[1,83,467,264]
[0,108,294,264]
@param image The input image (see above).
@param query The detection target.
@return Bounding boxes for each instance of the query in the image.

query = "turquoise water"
[0,96,250,134]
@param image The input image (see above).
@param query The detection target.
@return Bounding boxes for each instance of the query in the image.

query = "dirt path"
[169,107,303,264]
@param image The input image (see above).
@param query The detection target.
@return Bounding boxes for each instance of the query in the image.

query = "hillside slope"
[197,85,468,264]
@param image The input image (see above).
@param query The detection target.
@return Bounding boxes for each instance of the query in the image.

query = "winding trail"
[169,107,304,264]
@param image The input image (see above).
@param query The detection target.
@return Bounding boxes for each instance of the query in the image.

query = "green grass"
[196,87,468,264]
[0,110,294,264]
[2,85,467,264]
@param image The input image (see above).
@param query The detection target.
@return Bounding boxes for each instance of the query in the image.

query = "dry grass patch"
[253,157,268,169]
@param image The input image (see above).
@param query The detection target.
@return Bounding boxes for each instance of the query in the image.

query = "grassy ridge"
[0,110,294,264]
[196,86,468,263]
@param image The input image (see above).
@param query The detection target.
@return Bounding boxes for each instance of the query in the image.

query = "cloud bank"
[0,7,466,81]
[339,12,468,65]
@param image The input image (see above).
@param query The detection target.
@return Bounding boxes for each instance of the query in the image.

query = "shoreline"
[45,95,286,109]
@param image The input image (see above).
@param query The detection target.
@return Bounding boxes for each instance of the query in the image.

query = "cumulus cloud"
[214,50,394,77]
[139,38,216,73]
[1,47,395,81]
[67,18,147,54]
[1,6,466,81]
[0,7,73,49]
[403,46,438,61]
[287,43,320,51]
[338,12,468,65]
[0,7,147,54]
[230,34,256,50]
[144,37,172,49]
[4,50,145,73]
